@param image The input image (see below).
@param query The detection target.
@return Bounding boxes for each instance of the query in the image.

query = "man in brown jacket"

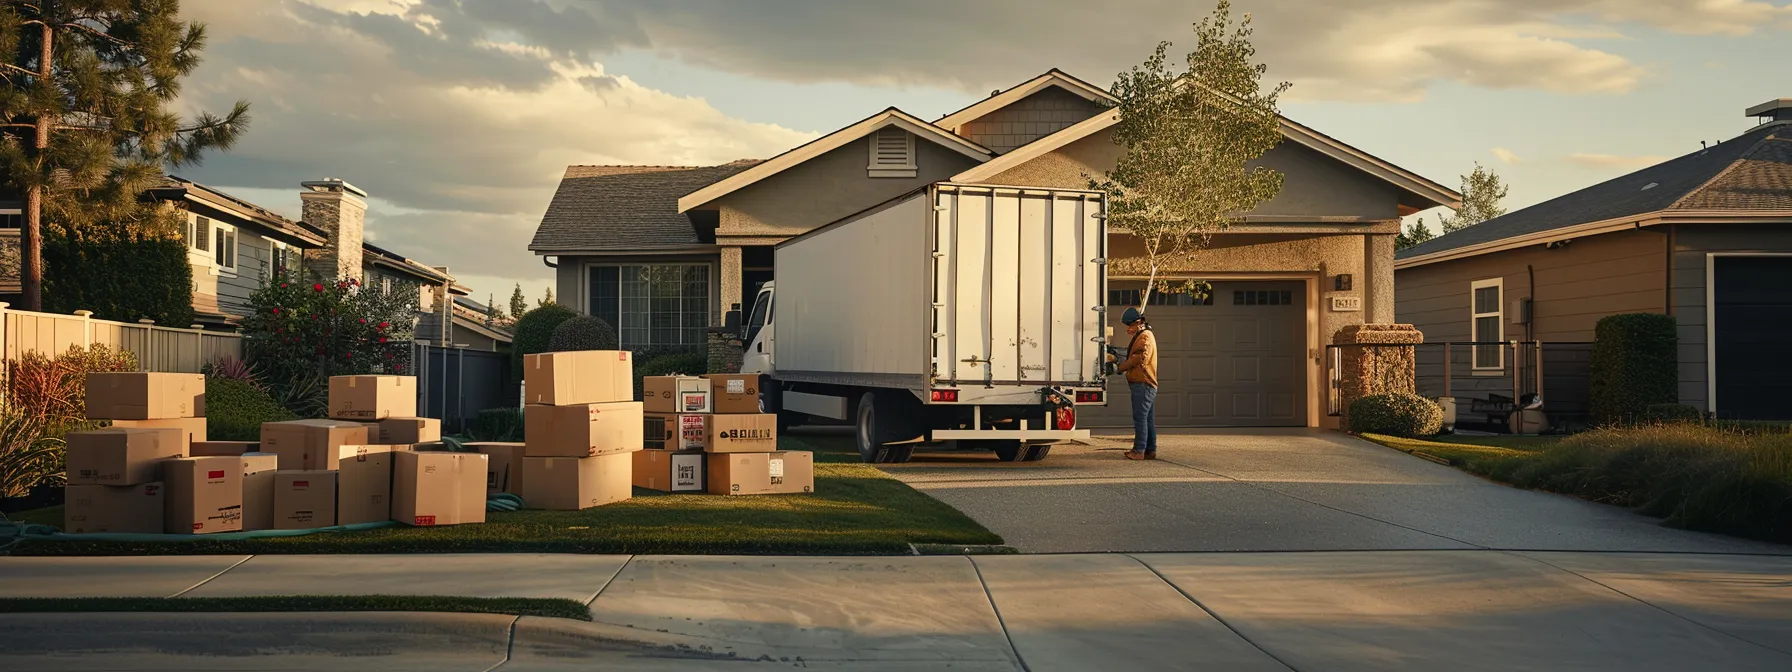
[1115,306,1158,460]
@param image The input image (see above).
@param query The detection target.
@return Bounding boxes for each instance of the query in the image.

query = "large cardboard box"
[523,350,632,405]
[703,374,761,414]
[632,450,705,493]
[85,372,205,419]
[329,375,418,420]
[707,413,778,454]
[643,376,712,414]
[163,456,244,534]
[240,453,279,531]
[65,483,164,534]
[372,417,441,444]
[644,413,709,451]
[65,427,185,485]
[260,420,373,470]
[469,442,525,495]
[706,451,814,495]
[273,470,337,529]
[524,401,643,458]
[111,417,207,453]
[521,454,632,510]
[767,451,815,495]
[336,445,396,525]
[392,451,486,526]
[192,441,258,457]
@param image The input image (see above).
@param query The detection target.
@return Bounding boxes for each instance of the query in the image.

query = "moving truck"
[740,183,1110,463]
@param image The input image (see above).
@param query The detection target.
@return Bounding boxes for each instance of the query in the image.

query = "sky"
[173,0,1792,307]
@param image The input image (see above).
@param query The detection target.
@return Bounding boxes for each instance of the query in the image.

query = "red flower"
[359,318,366,324]
[280,282,288,288]
[346,352,354,359]
[379,336,388,343]
[313,283,324,292]
[272,307,280,315]
[378,321,389,329]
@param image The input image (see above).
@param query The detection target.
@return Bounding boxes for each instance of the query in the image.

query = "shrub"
[0,412,65,498]
[271,370,331,420]
[547,315,619,352]
[43,228,195,326]
[1349,393,1443,438]
[240,272,417,415]
[204,356,262,390]
[205,378,299,441]
[633,352,709,400]
[1645,403,1702,424]
[468,407,524,442]
[511,303,578,378]
[5,344,139,427]
[1589,313,1678,425]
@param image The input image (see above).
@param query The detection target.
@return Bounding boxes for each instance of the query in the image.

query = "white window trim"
[867,127,916,178]
[1471,277,1503,371]
[211,221,238,277]
[187,213,213,258]
[583,261,715,350]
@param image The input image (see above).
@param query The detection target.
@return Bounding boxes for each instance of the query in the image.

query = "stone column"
[1364,233,1395,324]
[1333,324,1423,430]
[719,246,743,325]
[300,178,368,283]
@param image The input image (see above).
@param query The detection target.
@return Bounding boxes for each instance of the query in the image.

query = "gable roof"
[1397,121,1792,267]
[150,176,329,247]
[935,69,1116,132]
[531,161,761,253]
[675,108,992,213]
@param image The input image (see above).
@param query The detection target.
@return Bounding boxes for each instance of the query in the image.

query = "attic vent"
[868,126,916,178]
[1640,182,1658,191]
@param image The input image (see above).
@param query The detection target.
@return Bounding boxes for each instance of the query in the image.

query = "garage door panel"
[1230,394,1261,419]
[1187,393,1215,419]
[1187,320,1216,347]
[1232,356,1260,383]
[1713,256,1792,421]
[1185,356,1215,383]
[1232,322,1260,346]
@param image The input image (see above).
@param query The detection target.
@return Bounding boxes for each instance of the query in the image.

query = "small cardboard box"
[644,413,709,451]
[111,417,207,453]
[329,375,418,420]
[707,413,778,454]
[469,442,526,495]
[706,453,771,496]
[240,453,280,531]
[643,376,712,414]
[85,372,205,419]
[703,374,761,414]
[336,445,396,525]
[65,483,164,534]
[372,417,441,444]
[260,419,373,471]
[163,456,243,534]
[767,451,815,495]
[521,454,632,510]
[192,441,258,457]
[65,427,185,486]
[273,470,338,530]
[524,401,644,458]
[392,450,487,526]
[632,450,705,493]
[523,350,632,405]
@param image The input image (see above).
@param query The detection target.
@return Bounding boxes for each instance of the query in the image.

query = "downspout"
[1665,225,1674,317]
[1526,264,1536,343]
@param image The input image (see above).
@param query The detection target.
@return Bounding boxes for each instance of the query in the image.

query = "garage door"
[1713,256,1792,421]
[1083,281,1307,427]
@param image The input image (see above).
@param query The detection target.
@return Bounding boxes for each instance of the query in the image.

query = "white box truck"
[738,182,1110,463]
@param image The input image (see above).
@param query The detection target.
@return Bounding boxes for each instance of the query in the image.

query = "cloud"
[1491,147,1523,164]
[1567,153,1671,170]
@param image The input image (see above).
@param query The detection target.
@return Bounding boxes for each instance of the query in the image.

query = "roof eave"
[934,69,1118,131]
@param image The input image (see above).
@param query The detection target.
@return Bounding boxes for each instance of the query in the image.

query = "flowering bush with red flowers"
[240,272,419,413]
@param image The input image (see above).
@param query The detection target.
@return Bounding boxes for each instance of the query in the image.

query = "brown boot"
[1124,451,1149,461]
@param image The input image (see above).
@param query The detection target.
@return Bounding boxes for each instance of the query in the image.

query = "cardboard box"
[392,450,487,526]
[767,451,815,494]
[707,413,778,454]
[273,470,338,529]
[329,375,418,420]
[260,419,373,470]
[703,374,761,414]
[64,483,164,534]
[110,417,207,453]
[521,454,632,510]
[644,413,709,451]
[469,442,525,495]
[192,441,258,457]
[240,453,279,531]
[85,372,205,420]
[65,427,185,486]
[372,417,441,444]
[706,451,814,495]
[524,401,644,458]
[163,456,243,534]
[336,445,396,525]
[523,350,632,405]
[643,376,712,414]
[632,450,705,493]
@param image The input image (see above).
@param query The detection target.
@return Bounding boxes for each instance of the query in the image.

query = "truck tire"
[1021,444,1052,462]
[855,392,900,463]
[986,440,1025,462]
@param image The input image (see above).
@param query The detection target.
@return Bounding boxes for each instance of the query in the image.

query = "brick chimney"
[300,178,367,282]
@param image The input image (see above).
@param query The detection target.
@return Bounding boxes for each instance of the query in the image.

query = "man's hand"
[1105,353,1118,363]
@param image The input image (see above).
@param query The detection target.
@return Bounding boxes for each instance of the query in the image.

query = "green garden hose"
[487,493,525,512]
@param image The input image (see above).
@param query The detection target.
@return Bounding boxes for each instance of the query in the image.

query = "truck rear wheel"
[984,441,1052,463]
[855,392,913,464]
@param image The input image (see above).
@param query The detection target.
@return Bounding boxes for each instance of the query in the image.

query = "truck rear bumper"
[930,428,1091,442]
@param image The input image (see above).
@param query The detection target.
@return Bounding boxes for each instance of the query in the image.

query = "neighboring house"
[1394,99,1792,421]
[532,69,1460,428]
[150,176,330,326]
[447,295,515,352]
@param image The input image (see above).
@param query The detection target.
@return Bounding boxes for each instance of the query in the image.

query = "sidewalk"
[4,550,1791,671]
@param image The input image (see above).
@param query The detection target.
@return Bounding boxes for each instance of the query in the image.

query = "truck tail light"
[1054,404,1076,431]
[930,389,959,402]
[1075,391,1104,404]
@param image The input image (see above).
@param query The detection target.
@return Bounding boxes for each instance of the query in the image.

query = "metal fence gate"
[412,343,514,434]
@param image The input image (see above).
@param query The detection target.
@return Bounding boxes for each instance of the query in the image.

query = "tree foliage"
[43,224,194,325]
[1394,216,1435,251]
[511,302,577,378]
[239,273,419,398]
[1097,0,1287,307]
[537,287,555,308]
[509,283,527,320]
[548,314,618,352]
[1440,163,1508,233]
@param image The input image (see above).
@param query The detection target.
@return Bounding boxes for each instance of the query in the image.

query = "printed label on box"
[681,393,708,412]
[415,515,436,526]
[769,457,785,479]
[727,379,746,394]
[680,415,706,445]
[676,464,698,488]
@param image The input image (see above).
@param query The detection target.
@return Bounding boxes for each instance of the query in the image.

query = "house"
[530,69,1460,428]
[1394,99,1792,422]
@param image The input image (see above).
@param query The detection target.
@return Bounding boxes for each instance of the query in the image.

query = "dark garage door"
[1084,281,1307,427]
[1714,256,1792,421]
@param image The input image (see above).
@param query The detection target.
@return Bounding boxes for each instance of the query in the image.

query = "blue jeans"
[1130,382,1157,454]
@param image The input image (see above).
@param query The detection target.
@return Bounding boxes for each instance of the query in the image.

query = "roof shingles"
[530,161,760,253]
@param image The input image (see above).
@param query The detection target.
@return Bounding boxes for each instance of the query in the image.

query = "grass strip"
[0,596,592,620]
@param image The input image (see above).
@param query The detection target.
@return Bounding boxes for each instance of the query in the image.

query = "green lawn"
[8,435,1003,556]
[0,596,591,620]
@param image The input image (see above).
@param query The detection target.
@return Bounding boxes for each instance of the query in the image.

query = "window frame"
[211,221,238,276]
[1471,277,1503,370]
[188,213,213,255]
[584,262,713,351]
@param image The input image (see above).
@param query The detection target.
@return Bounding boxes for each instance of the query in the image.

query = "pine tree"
[508,283,527,319]
[484,293,503,326]
[537,287,555,308]
[0,2,252,310]
[1439,163,1509,233]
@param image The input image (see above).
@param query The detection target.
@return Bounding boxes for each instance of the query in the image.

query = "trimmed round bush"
[632,352,710,400]
[548,315,619,352]
[510,303,579,378]
[468,407,524,442]
[206,378,298,441]
[1349,393,1443,438]
[1590,313,1678,425]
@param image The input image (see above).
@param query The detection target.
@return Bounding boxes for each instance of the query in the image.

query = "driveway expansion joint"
[967,555,1031,672]
[167,554,255,598]
[482,614,522,672]
[1125,553,1300,672]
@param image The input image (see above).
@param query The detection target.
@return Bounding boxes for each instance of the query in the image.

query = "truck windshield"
[748,290,772,329]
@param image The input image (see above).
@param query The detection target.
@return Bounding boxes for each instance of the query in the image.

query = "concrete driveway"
[881,428,1791,554]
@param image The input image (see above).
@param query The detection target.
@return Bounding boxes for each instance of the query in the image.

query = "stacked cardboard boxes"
[520,351,639,510]
[69,373,208,533]
[635,373,812,496]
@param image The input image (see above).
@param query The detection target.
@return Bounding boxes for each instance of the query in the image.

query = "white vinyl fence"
[0,303,243,373]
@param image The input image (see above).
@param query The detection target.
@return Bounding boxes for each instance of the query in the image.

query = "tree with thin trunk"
[1439,163,1508,233]
[508,282,527,320]
[1395,215,1435,251]
[1096,0,1288,309]
[0,1,249,311]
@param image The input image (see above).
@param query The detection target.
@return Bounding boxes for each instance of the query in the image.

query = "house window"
[588,264,711,351]
[1472,278,1503,369]
[381,275,393,295]
[1233,290,1294,306]
[189,215,212,253]
[212,223,237,273]
[1108,289,1213,307]
[270,241,300,279]
[867,126,916,178]
[0,209,21,229]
